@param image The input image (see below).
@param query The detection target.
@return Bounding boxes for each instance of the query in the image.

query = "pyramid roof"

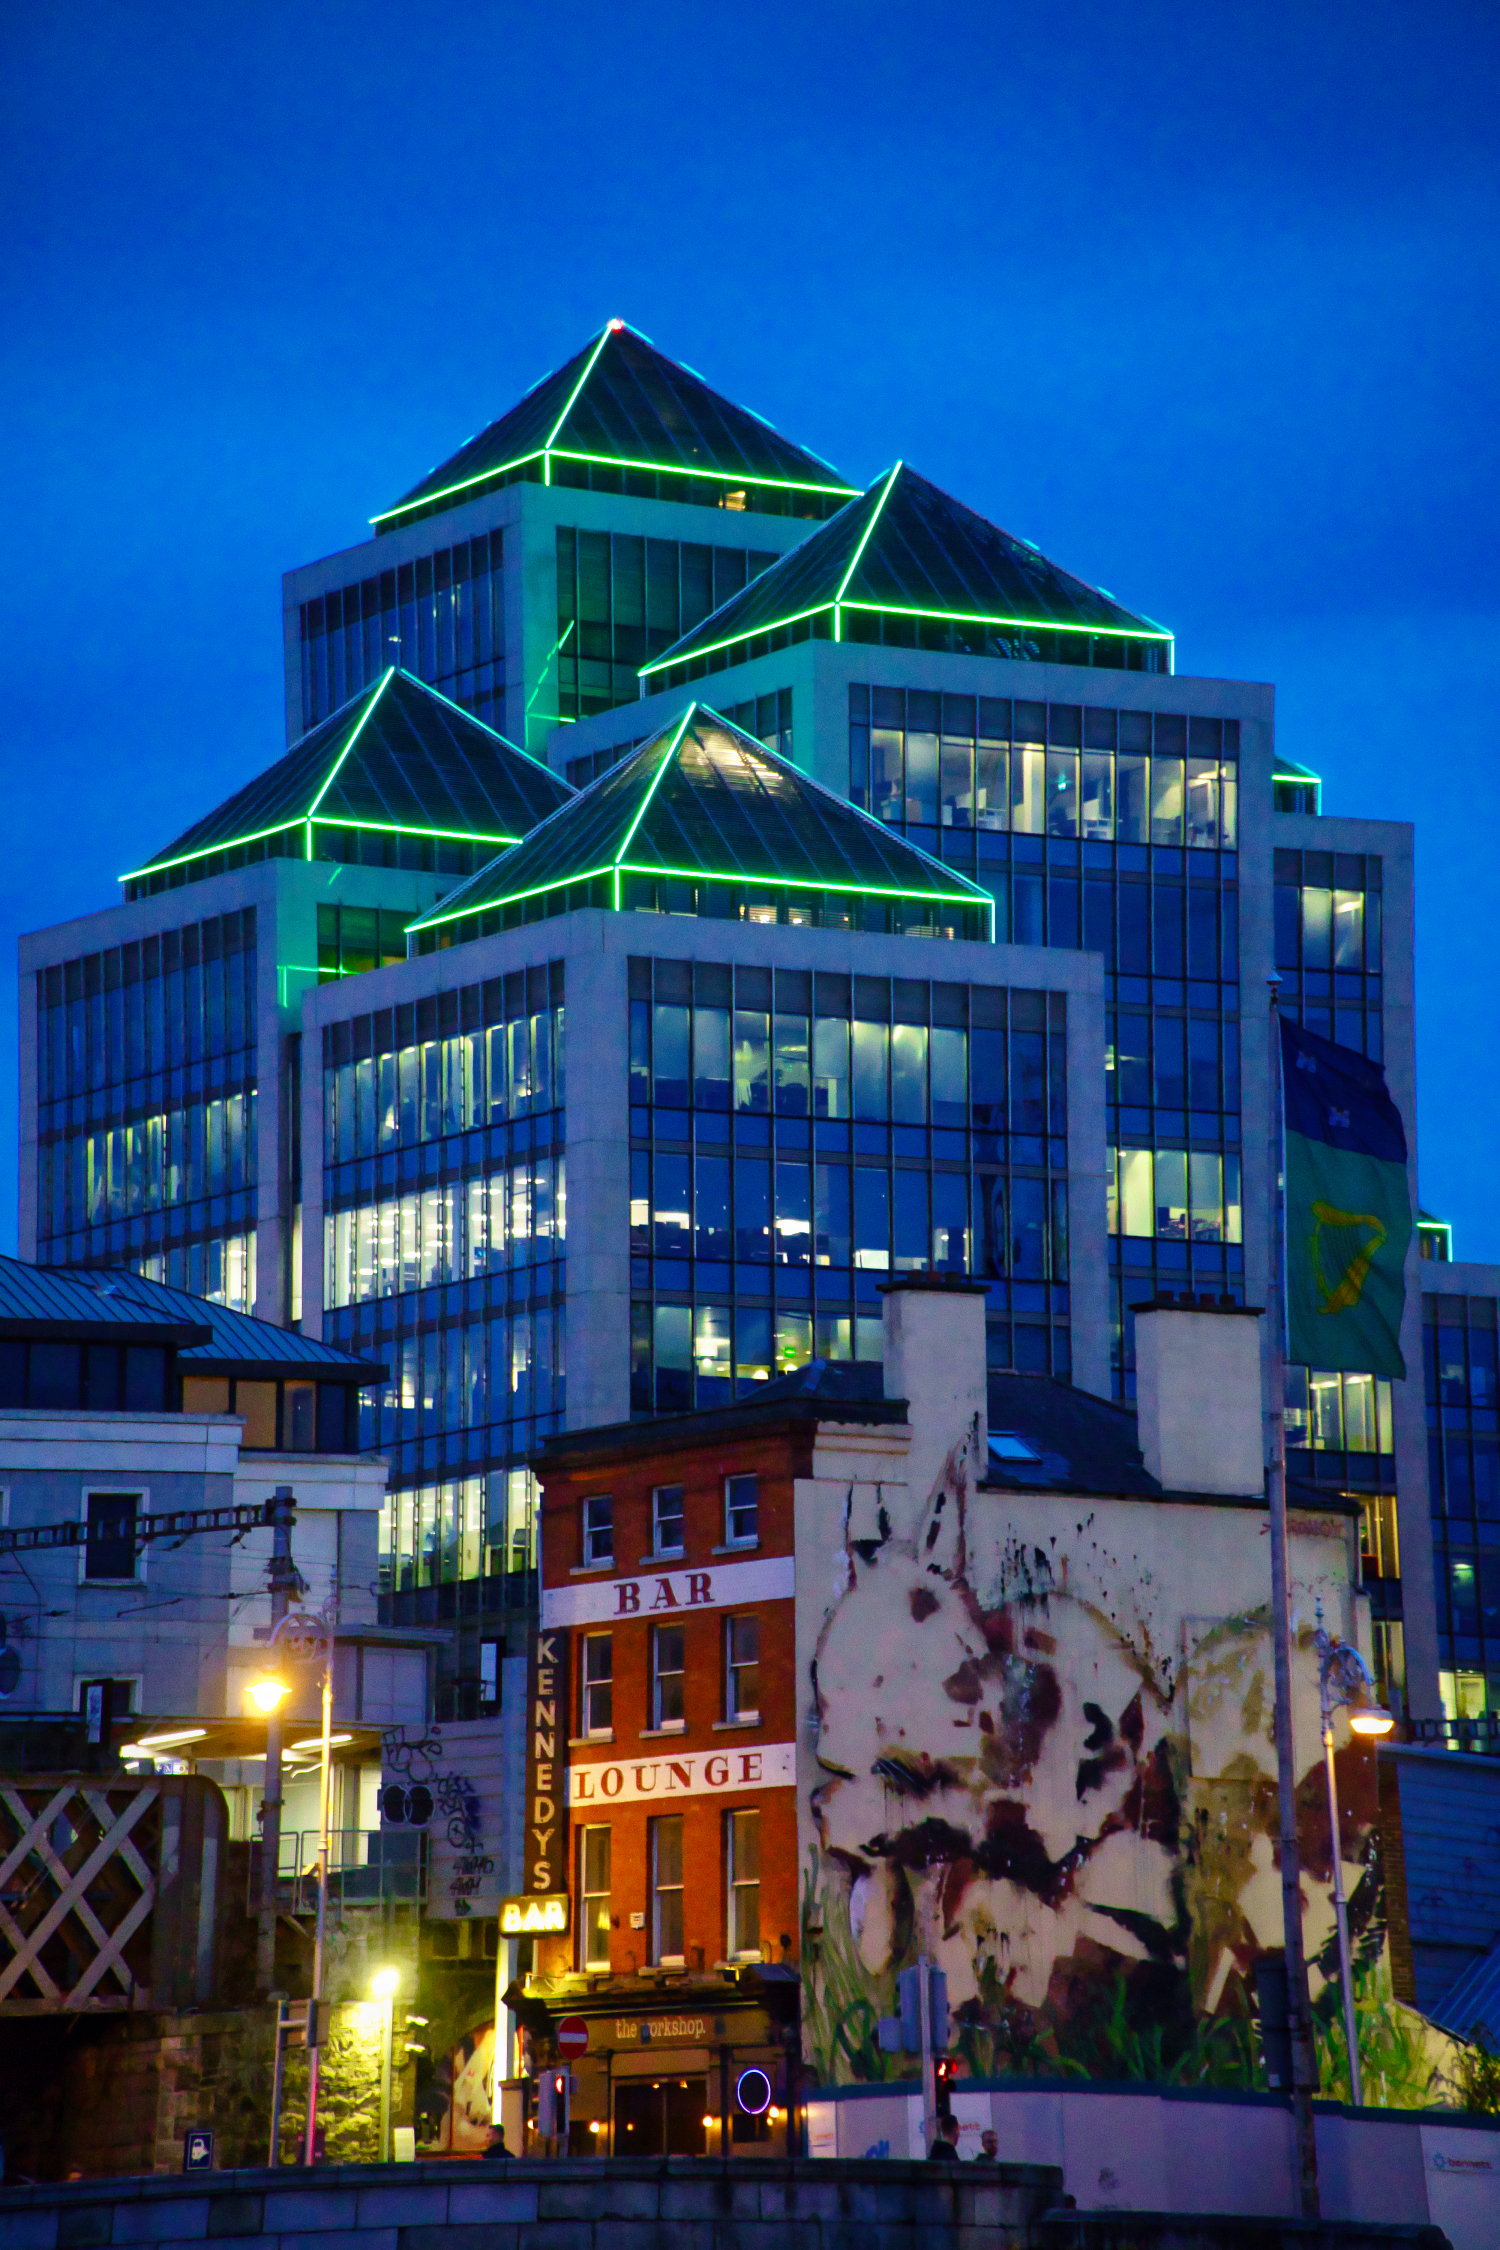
[409,704,991,937]
[125,670,573,883]
[374,322,855,528]
[640,463,1172,679]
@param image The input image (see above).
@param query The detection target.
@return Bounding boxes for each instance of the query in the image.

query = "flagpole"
[1267,976,1321,2218]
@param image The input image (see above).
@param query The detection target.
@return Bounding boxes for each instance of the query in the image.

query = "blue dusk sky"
[2,1,1496,1253]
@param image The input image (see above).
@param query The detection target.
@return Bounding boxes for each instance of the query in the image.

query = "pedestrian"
[973,2129,999,2164]
[927,2113,960,2161]
[482,2123,511,2159]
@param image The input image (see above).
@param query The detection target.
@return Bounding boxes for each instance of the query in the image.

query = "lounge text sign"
[569,1741,795,1807]
[541,1553,794,1630]
[524,1628,570,1896]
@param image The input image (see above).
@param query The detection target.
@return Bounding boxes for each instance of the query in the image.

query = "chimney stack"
[1133,1292,1265,1496]
[880,1278,988,1511]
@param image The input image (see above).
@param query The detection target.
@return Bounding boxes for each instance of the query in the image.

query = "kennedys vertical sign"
[525,1627,569,1897]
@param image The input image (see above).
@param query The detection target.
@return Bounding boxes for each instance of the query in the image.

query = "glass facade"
[1425,1293,1500,1714]
[299,532,505,733]
[317,905,413,985]
[627,954,1070,1411]
[36,909,259,1312]
[555,529,779,722]
[1273,846,1384,1060]
[561,694,792,793]
[845,689,1246,1392]
[319,963,565,1599]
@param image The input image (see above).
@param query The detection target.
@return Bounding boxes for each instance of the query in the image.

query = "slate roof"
[374,321,854,526]
[125,670,572,882]
[1427,1933,1500,2047]
[640,462,1172,677]
[410,703,992,935]
[4,1256,384,1380]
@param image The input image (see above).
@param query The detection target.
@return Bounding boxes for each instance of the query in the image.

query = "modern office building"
[280,319,856,760]
[17,320,1440,1723]
[308,705,1105,1707]
[19,669,572,1325]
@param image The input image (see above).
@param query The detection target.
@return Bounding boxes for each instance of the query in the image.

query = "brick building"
[527,1363,901,2152]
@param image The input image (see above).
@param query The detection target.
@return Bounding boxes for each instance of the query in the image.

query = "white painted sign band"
[541,1553,794,1629]
[568,1741,795,1806]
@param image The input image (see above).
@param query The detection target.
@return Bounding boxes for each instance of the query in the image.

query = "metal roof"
[125,669,572,882]
[409,702,992,933]
[375,321,854,526]
[3,1257,383,1379]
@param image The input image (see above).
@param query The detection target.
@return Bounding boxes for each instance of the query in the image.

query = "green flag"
[1280,1016,1410,1377]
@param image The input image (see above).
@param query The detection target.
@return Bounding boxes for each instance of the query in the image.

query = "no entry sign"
[557,2015,589,2058]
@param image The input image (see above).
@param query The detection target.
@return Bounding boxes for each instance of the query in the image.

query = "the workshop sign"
[524,1626,569,1896]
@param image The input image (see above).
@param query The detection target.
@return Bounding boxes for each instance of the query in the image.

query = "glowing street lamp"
[1314,1601,1394,2108]
[247,1672,291,1715]
[372,1967,400,2159]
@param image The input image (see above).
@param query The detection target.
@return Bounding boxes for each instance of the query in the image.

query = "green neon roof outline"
[834,460,902,608]
[372,447,854,523]
[413,864,620,931]
[122,813,521,884]
[1273,758,1322,785]
[613,707,697,865]
[638,601,841,675]
[836,599,1172,641]
[638,591,1172,679]
[409,698,996,935]
[305,667,393,819]
[413,857,989,935]
[543,324,614,451]
[123,665,562,881]
[121,818,304,882]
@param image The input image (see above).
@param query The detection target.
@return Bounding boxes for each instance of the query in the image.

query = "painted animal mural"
[801,1430,1386,2087]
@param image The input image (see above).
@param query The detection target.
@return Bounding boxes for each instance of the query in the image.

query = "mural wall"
[798,1434,1394,2091]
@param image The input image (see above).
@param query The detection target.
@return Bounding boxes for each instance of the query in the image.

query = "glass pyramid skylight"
[408,704,992,951]
[373,322,855,530]
[639,463,1173,683]
[124,669,573,894]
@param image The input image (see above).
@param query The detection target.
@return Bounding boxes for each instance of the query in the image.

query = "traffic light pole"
[918,1956,935,2158]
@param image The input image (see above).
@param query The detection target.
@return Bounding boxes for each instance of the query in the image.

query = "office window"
[581,1635,613,1738]
[725,1475,759,1547]
[582,1494,613,1567]
[84,1493,138,1582]
[650,1815,684,1963]
[653,1483,685,1556]
[727,1809,761,1959]
[726,1614,760,1720]
[580,1826,611,1971]
[651,1625,685,1729]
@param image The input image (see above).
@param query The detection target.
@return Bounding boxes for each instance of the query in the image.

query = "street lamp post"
[254,1487,303,1995]
[250,1602,337,2164]
[372,1967,400,2161]
[1313,1600,1394,2109]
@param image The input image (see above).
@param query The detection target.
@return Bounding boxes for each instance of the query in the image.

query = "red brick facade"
[535,1421,807,1985]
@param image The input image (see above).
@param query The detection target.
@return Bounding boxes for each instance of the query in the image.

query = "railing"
[1401,1713,1500,1755]
[246,1827,425,1913]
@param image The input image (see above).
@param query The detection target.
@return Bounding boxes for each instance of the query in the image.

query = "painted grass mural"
[798,1432,1439,2098]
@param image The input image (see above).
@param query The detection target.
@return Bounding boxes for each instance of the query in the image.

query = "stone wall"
[0,2158,1450,2250]
[0,2004,415,2182]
